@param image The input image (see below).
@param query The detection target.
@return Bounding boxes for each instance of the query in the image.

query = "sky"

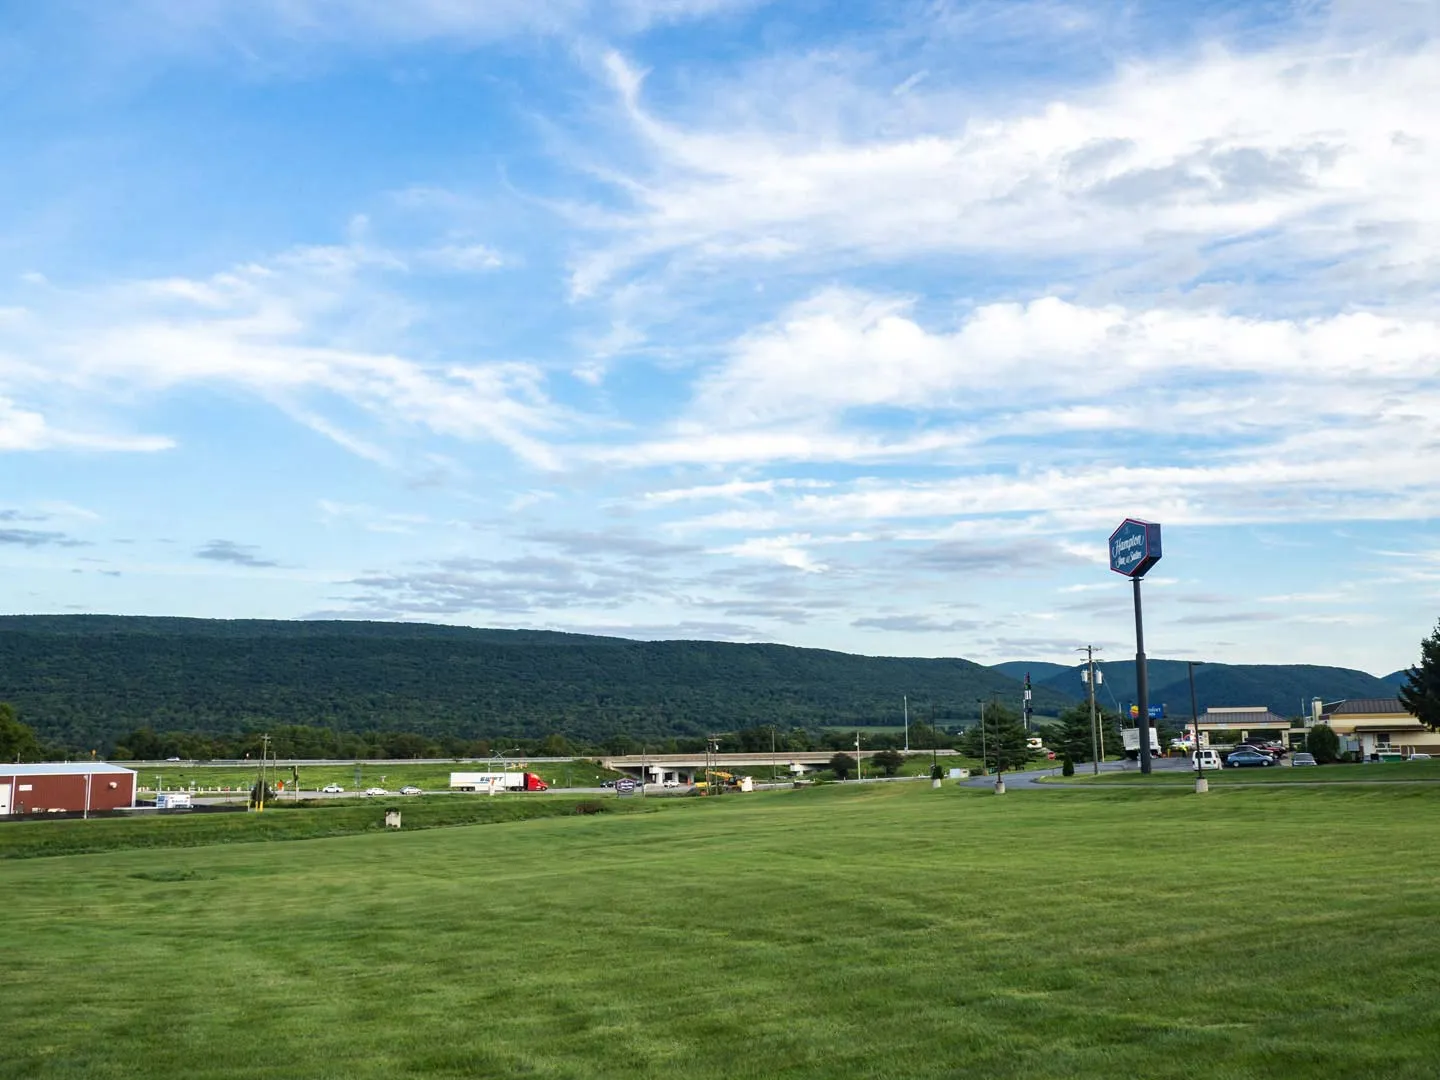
[2,0,1438,676]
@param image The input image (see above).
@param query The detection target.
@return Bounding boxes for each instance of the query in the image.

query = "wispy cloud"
[196,539,280,568]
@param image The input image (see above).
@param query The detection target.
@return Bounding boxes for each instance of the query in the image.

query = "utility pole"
[256,733,271,812]
[1022,674,1031,733]
[903,695,909,753]
[977,700,987,776]
[855,731,863,782]
[1078,646,1103,775]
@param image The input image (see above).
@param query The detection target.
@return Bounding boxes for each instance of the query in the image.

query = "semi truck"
[1121,727,1162,759]
[449,771,549,792]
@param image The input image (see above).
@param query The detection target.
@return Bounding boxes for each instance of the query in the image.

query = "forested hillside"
[1003,658,1396,719]
[0,616,1071,751]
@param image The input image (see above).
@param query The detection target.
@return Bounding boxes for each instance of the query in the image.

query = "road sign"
[616,778,637,795]
[1109,518,1162,577]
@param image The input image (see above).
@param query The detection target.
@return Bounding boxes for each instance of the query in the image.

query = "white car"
[1409,753,1432,761]
[321,784,345,793]
[363,787,388,797]
[662,779,681,788]
[399,786,423,795]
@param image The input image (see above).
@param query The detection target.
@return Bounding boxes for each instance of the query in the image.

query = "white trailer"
[449,771,548,792]
[1121,727,1162,758]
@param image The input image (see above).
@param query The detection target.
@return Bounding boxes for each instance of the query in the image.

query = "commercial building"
[0,762,138,816]
[1192,706,1301,747]
[1318,699,1440,759]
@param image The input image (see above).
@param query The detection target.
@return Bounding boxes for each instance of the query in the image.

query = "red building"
[1,763,137,816]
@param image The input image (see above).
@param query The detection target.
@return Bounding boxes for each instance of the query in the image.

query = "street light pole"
[903,695,909,753]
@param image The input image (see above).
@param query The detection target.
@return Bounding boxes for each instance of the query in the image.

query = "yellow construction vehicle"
[695,770,754,793]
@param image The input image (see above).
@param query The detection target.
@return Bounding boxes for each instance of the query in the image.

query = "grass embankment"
[4,783,1440,1079]
[0,795,651,860]
[127,759,622,794]
[1061,760,1440,785]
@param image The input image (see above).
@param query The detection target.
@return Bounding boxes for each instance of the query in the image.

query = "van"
[1191,749,1224,771]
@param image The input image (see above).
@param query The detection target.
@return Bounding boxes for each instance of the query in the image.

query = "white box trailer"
[155,791,192,809]
[449,771,548,792]
[1121,727,1162,758]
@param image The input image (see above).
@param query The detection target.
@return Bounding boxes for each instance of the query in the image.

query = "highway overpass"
[600,750,960,785]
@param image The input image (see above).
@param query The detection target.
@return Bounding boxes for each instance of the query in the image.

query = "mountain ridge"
[0,614,1072,749]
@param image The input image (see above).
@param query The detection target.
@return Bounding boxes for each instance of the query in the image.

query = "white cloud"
[573,21,1440,306]
[0,396,173,453]
[0,243,570,468]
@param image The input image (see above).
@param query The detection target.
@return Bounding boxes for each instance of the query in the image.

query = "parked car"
[601,780,616,788]
[1245,740,1287,757]
[1408,753,1432,761]
[1290,753,1318,767]
[363,787,389,796]
[321,783,345,793]
[399,786,422,795]
[1225,749,1275,768]
[662,779,680,788]
[1234,743,1278,758]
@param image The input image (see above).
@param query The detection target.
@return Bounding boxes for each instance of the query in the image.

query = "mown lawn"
[1060,759,1440,784]
[2,782,1438,1079]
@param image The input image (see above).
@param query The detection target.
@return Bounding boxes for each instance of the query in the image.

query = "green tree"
[870,749,904,776]
[1399,619,1440,730]
[1306,724,1340,764]
[1051,703,1121,763]
[959,703,1031,772]
[0,703,42,762]
[828,752,855,780]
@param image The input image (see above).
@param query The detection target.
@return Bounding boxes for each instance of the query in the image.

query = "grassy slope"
[126,761,621,794]
[0,795,653,860]
[3,783,1440,1079]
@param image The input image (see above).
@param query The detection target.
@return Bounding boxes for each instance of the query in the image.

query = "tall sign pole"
[1109,518,1163,776]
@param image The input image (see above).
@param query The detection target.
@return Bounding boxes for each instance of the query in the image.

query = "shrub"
[1306,724,1341,765]
[572,800,608,815]
[1061,755,1075,777]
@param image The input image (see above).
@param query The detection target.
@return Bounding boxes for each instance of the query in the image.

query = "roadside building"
[1319,699,1440,759]
[0,763,137,816]
[1193,706,1301,747]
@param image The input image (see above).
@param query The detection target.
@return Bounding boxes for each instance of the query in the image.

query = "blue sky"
[2,0,1438,675]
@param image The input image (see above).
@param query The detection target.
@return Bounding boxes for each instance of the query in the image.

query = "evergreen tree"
[1399,619,1440,730]
[1050,703,1121,763]
[828,752,855,780]
[958,703,1031,772]
[870,749,905,776]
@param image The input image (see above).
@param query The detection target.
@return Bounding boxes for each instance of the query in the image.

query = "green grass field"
[1061,760,1440,785]
[4,782,1439,1079]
